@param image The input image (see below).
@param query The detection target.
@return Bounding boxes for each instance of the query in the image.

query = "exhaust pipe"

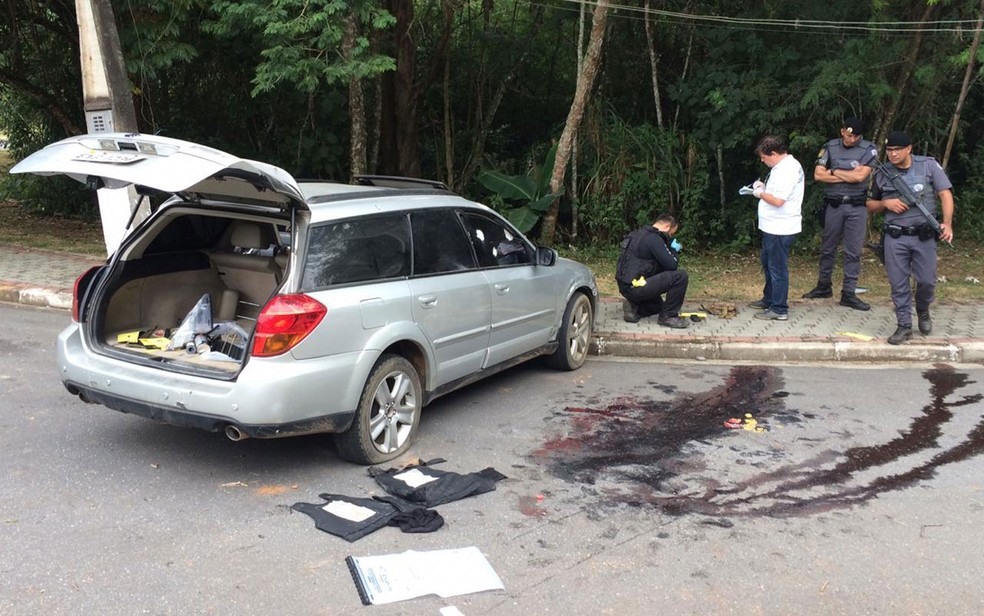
[224,424,249,442]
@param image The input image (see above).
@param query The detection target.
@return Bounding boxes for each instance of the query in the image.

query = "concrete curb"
[0,281,72,310]
[590,332,973,363]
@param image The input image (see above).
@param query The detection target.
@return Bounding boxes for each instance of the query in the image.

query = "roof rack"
[353,175,451,192]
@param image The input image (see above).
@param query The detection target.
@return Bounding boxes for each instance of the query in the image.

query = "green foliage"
[477,144,561,233]
[207,0,395,96]
[576,110,708,246]
[0,90,91,218]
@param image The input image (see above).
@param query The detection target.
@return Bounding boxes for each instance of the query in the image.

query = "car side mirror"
[535,246,557,266]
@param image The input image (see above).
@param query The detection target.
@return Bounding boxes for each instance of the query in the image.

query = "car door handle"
[494,283,510,295]
[418,295,438,308]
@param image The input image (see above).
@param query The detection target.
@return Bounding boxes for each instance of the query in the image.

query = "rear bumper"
[56,324,372,435]
[64,382,355,437]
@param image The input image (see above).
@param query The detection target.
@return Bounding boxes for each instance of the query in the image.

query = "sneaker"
[657,315,690,329]
[802,285,833,299]
[747,300,769,309]
[918,311,932,335]
[622,299,640,323]
[754,309,789,321]
[888,325,913,345]
[839,293,871,311]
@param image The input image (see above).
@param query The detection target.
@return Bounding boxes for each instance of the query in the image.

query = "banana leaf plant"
[477,144,561,234]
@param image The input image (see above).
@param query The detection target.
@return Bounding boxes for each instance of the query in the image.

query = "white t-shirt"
[758,154,804,235]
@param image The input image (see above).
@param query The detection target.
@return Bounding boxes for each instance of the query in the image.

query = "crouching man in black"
[615,213,690,328]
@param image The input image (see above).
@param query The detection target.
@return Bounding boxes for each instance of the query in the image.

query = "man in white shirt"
[746,135,804,321]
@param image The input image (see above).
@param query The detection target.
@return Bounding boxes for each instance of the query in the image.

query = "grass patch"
[0,199,106,255]
[561,243,984,303]
[1,151,105,255]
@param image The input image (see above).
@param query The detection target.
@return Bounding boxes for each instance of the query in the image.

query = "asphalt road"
[2,303,984,615]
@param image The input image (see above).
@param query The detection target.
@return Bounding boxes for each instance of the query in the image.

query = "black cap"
[885,131,912,148]
[842,117,865,135]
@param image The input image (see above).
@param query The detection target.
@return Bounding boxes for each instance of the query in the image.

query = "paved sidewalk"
[2,243,982,363]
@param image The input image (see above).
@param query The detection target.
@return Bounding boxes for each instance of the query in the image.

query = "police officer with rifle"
[866,131,955,345]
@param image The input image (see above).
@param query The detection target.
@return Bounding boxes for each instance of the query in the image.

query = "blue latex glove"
[670,239,682,252]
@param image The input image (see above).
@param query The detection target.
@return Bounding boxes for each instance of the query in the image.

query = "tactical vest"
[818,138,877,198]
[880,156,938,227]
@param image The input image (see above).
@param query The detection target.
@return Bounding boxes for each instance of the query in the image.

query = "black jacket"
[615,226,679,286]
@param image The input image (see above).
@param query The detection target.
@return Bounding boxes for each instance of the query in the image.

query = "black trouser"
[619,270,689,319]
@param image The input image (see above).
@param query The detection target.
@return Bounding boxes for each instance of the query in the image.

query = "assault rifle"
[873,160,944,240]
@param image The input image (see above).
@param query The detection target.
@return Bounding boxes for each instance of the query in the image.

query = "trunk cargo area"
[92,214,288,374]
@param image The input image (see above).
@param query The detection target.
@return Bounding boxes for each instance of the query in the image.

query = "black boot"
[802,283,833,299]
[657,315,690,329]
[622,299,640,323]
[839,292,870,311]
[918,311,932,335]
[888,325,912,345]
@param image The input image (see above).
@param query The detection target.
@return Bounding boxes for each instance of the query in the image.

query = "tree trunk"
[343,12,367,178]
[717,143,725,212]
[541,0,609,246]
[644,0,663,128]
[571,0,587,242]
[672,28,693,131]
[873,2,937,147]
[943,0,984,169]
[379,0,420,177]
[442,46,454,188]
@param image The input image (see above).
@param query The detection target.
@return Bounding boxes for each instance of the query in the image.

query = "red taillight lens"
[251,294,327,357]
[72,266,101,322]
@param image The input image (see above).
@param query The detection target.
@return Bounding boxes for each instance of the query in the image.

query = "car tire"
[547,292,593,371]
[335,354,422,465]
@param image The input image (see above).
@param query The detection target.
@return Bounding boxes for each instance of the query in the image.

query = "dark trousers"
[885,234,937,327]
[759,232,797,315]
[818,203,867,294]
[620,270,689,319]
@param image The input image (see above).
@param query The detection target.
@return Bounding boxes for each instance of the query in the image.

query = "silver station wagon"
[13,134,598,464]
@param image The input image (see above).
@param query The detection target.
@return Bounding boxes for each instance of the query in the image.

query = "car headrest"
[229,222,267,250]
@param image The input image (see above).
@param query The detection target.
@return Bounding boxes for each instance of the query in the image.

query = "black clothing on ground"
[291,493,443,541]
[369,458,507,508]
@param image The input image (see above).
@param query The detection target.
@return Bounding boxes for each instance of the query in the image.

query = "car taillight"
[252,294,327,357]
[72,266,100,323]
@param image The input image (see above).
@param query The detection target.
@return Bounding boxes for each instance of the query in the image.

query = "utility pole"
[76,0,145,255]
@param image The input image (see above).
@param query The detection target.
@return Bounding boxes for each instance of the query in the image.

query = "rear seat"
[209,221,285,322]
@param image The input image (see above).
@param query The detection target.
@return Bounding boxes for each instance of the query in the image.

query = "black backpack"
[615,228,649,285]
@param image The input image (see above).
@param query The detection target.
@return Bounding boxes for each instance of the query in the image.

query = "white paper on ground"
[392,468,440,488]
[322,500,376,523]
[346,546,503,605]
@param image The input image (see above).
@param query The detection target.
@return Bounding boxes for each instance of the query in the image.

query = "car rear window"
[302,214,411,288]
[144,215,230,255]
